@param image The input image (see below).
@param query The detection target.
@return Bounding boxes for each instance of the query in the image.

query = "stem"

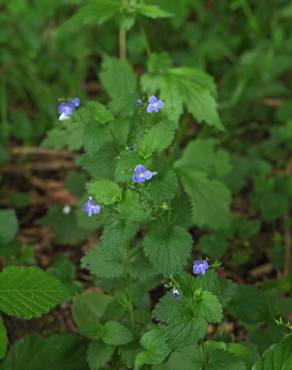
[119,0,127,60]
[283,212,291,276]
[201,341,208,370]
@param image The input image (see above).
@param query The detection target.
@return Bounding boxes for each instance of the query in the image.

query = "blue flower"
[57,103,73,120]
[171,288,180,299]
[69,97,80,108]
[146,96,163,113]
[193,260,209,276]
[132,164,153,183]
[136,99,142,107]
[57,97,80,120]
[83,197,101,217]
[127,145,136,152]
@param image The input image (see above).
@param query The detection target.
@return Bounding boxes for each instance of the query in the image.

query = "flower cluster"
[57,97,80,120]
[147,96,163,113]
[83,197,101,217]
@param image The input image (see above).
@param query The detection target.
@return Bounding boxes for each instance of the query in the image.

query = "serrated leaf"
[180,170,231,230]
[135,329,170,369]
[143,225,192,276]
[81,244,126,279]
[142,57,222,128]
[0,209,18,244]
[126,247,157,280]
[101,321,133,346]
[0,334,88,370]
[0,315,8,359]
[252,334,292,370]
[167,344,203,370]
[72,292,113,337]
[134,4,172,19]
[65,0,120,27]
[86,180,122,205]
[87,340,114,370]
[138,121,176,158]
[117,190,151,223]
[0,266,69,319]
[77,144,117,180]
[100,57,137,115]
[207,347,246,370]
[175,139,231,179]
[193,290,223,324]
[101,218,139,247]
[115,151,142,183]
[146,170,179,203]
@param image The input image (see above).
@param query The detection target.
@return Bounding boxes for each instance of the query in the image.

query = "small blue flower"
[132,164,153,183]
[69,97,80,108]
[146,96,163,113]
[127,145,136,152]
[83,197,101,217]
[136,99,142,107]
[57,103,73,120]
[171,288,180,299]
[193,260,209,276]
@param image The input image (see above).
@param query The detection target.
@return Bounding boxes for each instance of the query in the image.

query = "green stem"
[201,341,208,369]
[119,0,127,60]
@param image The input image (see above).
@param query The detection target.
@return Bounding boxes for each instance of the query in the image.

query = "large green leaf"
[0,266,69,319]
[142,55,222,128]
[143,225,193,276]
[135,329,170,369]
[86,180,122,205]
[252,334,292,370]
[101,321,133,346]
[180,170,231,230]
[0,334,88,370]
[0,209,18,244]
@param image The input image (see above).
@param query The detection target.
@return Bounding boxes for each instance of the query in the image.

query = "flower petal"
[144,170,153,180]
[149,96,158,104]
[135,164,145,174]
[147,104,154,113]
[156,100,163,109]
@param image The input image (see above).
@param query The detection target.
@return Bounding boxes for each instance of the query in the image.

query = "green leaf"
[180,171,231,230]
[0,266,69,319]
[86,180,122,205]
[134,4,172,19]
[135,329,170,369]
[65,0,120,27]
[87,340,114,370]
[101,218,139,247]
[147,170,179,203]
[228,285,270,324]
[175,139,231,179]
[72,291,113,337]
[100,57,137,115]
[0,209,18,244]
[199,234,228,260]
[206,347,246,370]
[115,151,142,183]
[138,121,176,158]
[252,334,292,370]
[192,290,223,324]
[143,225,193,276]
[0,315,8,359]
[126,247,157,281]
[117,190,151,223]
[101,321,133,346]
[142,57,222,128]
[0,334,88,370]
[81,244,126,279]
[167,344,203,370]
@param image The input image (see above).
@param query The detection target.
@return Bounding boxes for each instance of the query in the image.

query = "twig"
[11,147,74,158]
[250,263,273,278]
[0,160,78,173]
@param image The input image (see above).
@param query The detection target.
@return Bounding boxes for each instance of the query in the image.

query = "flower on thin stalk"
[193,260,209,276]
[83,197,101,217]
[132,164,154,183]
[146,96,163,113]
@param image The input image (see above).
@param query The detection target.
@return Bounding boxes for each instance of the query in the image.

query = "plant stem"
[119,0,127,60]
[201,341,208,369]
[283,212,291,276]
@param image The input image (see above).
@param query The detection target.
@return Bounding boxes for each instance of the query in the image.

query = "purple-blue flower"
[146,96,163,113]
[193,260,209,276]
[69,97,80,108]
[57,103,73,120]
[132,164,153,183]
[83,197,101,217]
[136,99,142,107]
[171,288,180,299]
[57,97,80,120]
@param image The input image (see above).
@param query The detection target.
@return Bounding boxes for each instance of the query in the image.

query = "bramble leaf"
[0,266,69,319]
